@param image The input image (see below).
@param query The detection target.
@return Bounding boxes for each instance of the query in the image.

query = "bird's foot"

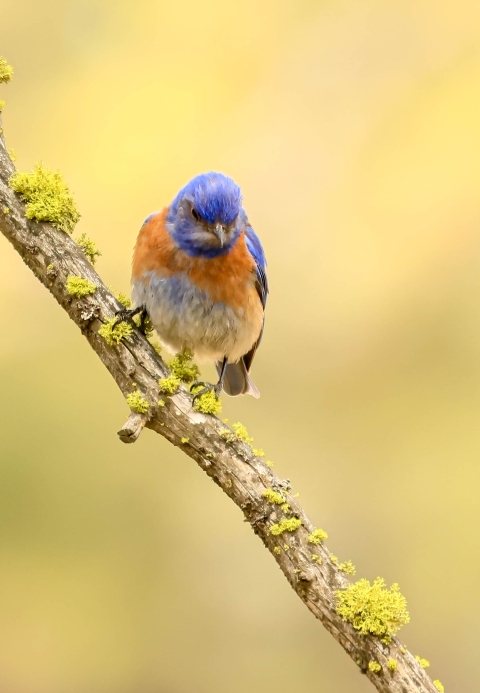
[190,381,222,404]
[114,305,150,334]
[114,305,142,326]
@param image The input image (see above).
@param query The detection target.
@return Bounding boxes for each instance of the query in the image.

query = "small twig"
[117,412,149,443]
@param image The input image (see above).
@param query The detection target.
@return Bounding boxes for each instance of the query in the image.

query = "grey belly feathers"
[131,272,263,390]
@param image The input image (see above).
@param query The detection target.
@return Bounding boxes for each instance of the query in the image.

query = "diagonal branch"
[0,113,440,693]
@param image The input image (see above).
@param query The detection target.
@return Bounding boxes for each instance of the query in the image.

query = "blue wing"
[243,224,268,372]
[215,223,268,393]
[244,225,268,309]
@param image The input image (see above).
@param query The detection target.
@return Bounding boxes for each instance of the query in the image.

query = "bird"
[122,172,268,399]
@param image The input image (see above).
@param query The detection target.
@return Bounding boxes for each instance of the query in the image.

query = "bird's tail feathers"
[215,359,260,398]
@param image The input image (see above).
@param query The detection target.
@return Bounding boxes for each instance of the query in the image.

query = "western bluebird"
[123,172,268,399]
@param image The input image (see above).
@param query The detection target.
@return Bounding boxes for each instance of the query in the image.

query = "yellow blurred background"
[1,1,480,690]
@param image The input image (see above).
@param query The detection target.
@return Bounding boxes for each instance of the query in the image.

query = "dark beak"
[213,223,226,247]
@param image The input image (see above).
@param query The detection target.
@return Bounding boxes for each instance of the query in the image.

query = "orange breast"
[132,208,175,279]
[132,208,258,311]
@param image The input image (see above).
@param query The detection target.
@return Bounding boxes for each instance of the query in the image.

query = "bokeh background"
[1,1,480,691]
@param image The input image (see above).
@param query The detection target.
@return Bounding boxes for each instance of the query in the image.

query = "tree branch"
[0,113,440,693]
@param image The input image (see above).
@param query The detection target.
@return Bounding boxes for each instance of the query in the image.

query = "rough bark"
[0,114,440,693]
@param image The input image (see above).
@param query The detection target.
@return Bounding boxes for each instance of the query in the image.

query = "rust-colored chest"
[132,209,258,310]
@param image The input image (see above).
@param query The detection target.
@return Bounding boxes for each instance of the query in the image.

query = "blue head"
[166,172,244,258]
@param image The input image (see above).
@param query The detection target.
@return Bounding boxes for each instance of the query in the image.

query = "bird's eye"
[191,208,200,221]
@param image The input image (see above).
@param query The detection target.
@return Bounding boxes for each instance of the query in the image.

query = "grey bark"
[0,114,440,693]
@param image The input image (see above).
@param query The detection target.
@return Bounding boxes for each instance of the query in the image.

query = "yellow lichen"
[66,276,96,299]
[157,400,165,407]
[98,318,133,346]
[181,437,189,444]
[126,390,149,414]
[339,560,356,576]
[0,57,13,83]
[169,348,200,383]
[0,99,5,111]
[330,553,339,565]
[273,546,281,555]
[157,349,202,398]
[433,680,444,693]
[149,339,162,354]
[77,233,101,265]
[266,460,274,468]
[415,656,430,668]
[10,163,80,233]
[387,658,397,672]
[159,374,181,395]
[117,293,132,308]
[269,518,302,536]
[281,502,291,513]
[220,422,254,444]
[368,661,381,673]
[311,554,322,564]
[108,287,131,309]
[219,429,233,442]
[191,387,222,415]
[336,577,410,638]
[262,489,286,505]
[253,448,265,457]
[2,205,10,214]
[232,422,253,443]
[308,528,328,544]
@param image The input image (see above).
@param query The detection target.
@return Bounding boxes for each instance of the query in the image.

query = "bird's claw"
[114,305,149,333]
[190,381,222,404]
[190,381,207,392]
[114,306,140,325]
